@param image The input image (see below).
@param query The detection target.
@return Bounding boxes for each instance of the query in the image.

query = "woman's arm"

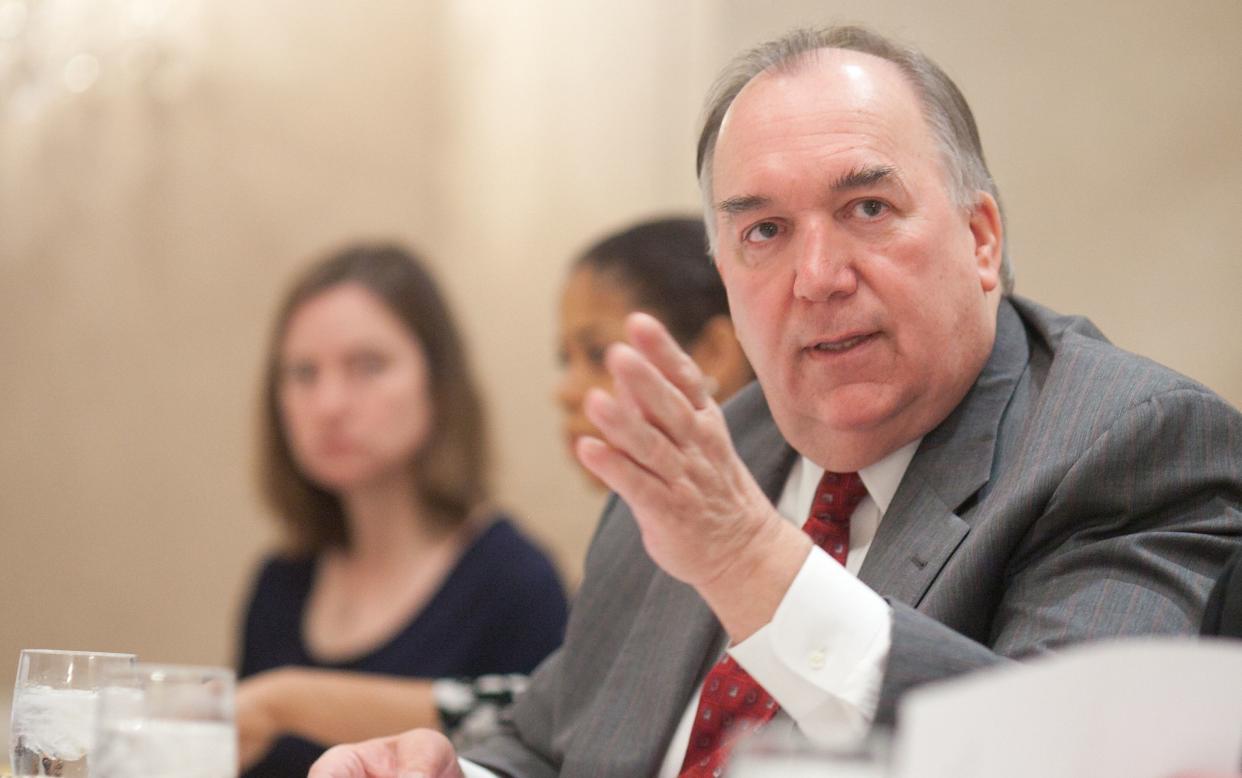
[237,667,438,771]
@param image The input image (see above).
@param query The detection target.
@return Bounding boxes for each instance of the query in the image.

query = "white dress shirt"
[463,440,920,778]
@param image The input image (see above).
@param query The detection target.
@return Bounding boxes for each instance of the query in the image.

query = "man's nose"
[791,220,858,302]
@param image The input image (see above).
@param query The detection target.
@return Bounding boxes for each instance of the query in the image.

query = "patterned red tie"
[677,470,867,778]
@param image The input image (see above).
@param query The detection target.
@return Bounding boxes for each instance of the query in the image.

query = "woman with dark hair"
[555,216,753,488]
[236,244,567,777]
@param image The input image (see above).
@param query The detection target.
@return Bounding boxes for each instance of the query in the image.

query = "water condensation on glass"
[10,686,98,777]
[9,650,137,777]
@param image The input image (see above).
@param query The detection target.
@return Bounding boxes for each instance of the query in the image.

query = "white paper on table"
[892,637,1242,778]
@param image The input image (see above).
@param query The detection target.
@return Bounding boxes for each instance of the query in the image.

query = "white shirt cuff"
[729,545,892,743]
[459,757,501,778]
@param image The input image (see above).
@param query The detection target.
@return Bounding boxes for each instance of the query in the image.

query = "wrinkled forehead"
[714,47,935,174]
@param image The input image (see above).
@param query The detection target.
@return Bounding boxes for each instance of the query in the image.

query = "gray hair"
[697,25,1013,292]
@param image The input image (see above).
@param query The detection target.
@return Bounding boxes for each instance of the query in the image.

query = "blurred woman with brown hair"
[236,243,567,777]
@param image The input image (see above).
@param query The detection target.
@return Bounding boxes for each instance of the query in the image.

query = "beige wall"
[2,0,1240,721]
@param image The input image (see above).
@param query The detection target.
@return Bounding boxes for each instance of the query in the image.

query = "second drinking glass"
[93,663,237,778]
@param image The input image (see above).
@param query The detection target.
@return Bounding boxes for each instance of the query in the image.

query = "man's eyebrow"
[714,166,897,215]
[830,165,896,192]
[715,194,769,215]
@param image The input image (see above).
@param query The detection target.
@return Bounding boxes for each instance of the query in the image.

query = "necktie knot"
[805,471,864,566]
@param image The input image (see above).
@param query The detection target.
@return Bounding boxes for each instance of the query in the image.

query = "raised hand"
[576,313,811,641]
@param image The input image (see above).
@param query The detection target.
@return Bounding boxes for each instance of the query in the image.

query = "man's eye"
[744,221,781,243]
[853,199,888,218]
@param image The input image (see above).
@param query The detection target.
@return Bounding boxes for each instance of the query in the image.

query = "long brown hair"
[258,243,490,555]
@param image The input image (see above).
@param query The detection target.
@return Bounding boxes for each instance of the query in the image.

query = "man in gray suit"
[311,25,1242,778]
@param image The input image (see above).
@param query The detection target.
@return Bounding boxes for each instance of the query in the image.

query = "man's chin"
[771,390,906,460]
[789,384,898,431]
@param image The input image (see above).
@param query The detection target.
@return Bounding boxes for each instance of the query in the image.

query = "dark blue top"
[238,516,568,778]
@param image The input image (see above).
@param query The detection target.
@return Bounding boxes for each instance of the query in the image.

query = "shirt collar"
[796,438,922,517]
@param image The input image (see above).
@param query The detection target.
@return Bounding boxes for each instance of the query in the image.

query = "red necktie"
[677,470,867,778]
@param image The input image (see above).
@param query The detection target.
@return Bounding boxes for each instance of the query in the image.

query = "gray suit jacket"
[467,296,1242,777]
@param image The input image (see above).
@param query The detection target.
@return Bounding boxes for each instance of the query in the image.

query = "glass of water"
[9,648,137,777]
[93,663,237,778]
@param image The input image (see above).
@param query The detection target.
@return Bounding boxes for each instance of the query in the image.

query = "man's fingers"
[576,434,667,505]
[625,313,712,410]
[309,741,383,778]
[607,342,701,445]
[308,730,462,778]
[583,385,680,479]
[394,730,463,778]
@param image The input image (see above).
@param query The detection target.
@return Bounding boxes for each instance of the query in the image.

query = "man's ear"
[969,191,1004,293]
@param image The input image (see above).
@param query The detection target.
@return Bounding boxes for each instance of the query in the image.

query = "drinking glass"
[93,663,237,778]
[9,648,137,777]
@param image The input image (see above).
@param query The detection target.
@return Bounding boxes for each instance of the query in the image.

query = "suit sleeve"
[460,496,640,777]
[877,386,1242,723]
[459,648,565,778]
[1201,543,1242,637]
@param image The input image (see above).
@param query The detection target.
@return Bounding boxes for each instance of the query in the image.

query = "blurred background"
[2,0,1240,741]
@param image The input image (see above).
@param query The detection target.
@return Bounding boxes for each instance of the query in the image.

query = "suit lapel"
[859,301,1029,605]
